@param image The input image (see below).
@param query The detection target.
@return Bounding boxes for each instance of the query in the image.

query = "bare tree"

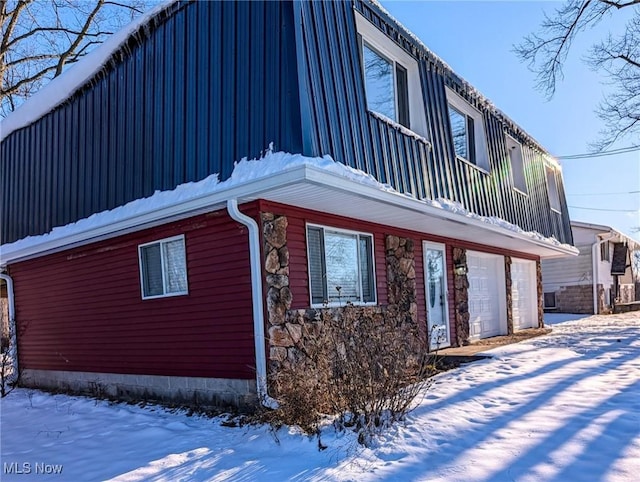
[515,0,640,150]
[1,0,154,117]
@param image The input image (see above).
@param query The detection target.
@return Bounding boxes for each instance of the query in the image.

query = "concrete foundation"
[21,369,257,410]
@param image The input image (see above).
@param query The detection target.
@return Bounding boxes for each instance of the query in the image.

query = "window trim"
[445,87,490,173]
[362,40,404,125]
[138,234,189,300]
[545,165,562,213]
[306,223,377,308]
[600,242,610,262]
[354,10,428,139]
[505,134,528,195]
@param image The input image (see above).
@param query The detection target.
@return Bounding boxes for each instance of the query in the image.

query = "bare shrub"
[0,317,20,398]
[267,304,439,445]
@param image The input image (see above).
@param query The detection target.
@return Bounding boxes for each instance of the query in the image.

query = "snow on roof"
[368,0,560,164]
[0,0,178,142]
[571,220,638,248]
[1,0,559,167]
[0,150,577,265]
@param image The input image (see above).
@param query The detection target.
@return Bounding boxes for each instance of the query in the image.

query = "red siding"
[10,204,260,379]
[258,200,540,346]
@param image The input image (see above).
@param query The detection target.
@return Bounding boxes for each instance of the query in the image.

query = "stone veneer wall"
[262,215,422,367]
[452,247,469,346]
[385,235,418,325]
[536,261,544,327]
[261,213,294,365]
[505,256,513,334]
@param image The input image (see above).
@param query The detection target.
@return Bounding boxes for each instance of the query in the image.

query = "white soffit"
[0,164,577,266]
[252,166,577,259]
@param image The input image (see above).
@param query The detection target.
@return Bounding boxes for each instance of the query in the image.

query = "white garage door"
[511,258,538,330]
[467,251,507,340]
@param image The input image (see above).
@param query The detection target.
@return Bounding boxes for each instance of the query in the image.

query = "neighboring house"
[542,221,639,314]
[0,0,577,408]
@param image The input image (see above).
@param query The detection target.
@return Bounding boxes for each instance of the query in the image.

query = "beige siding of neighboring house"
[542,244,593,292]
[541,225,621,314]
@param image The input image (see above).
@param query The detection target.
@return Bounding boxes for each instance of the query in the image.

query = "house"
[542,221,639,314]
[0,0,577,408]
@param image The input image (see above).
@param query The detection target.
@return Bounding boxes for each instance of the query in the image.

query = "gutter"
[0,272,18,383]
[591,232,617,314]
[1,164,577,267]
[226,199,278,409]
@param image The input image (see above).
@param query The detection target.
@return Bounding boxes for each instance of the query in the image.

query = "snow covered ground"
[2,311,639,481]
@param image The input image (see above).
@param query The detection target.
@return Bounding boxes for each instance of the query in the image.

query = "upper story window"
[446,87,490,172]
[355,11,428,138]
[600,242,610,262]
[138,235,188,299]
[545,165,561,212]
[362,43,410,127]
[307,224,376,306]
[505,135,527,194]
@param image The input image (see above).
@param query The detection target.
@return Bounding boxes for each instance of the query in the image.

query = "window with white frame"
[307,225,376,305]
[355,11,428,138]
[138,235,188,299]
[446,87,490,172]
[506,135,527,193]
[600,242,610,262]
[545,166,561,212]
[362,43,410,126]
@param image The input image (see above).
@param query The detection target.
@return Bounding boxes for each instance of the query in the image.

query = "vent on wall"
[544,292,557,309]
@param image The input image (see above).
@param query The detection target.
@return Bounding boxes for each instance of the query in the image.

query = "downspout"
[0,272,18,382]
[226,199,279,409]
[591,233,617,315]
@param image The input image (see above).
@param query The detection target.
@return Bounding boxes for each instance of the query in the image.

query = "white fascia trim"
[572,221,637,248]
[1,164,578,266]
[301,166,579,257]
[0,166,310,266]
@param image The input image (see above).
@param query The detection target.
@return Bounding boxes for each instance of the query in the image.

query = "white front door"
[512,258,538,330]
[423,242,450,349]
[467,251,507,340]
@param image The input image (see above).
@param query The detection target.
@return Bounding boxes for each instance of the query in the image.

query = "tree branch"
[5,26,115,51]
[55,0,104,77]
[4,54,59,67]
[1,0,34,57]
[598,0,640,9]
[1,65,57,96]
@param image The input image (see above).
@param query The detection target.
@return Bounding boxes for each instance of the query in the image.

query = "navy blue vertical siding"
[1,0,571,247]
[1,0,302,244]
[294,0,572,245]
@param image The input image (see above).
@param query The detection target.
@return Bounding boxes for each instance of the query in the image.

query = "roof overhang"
[571,220,638,249]
[0,164,578,267]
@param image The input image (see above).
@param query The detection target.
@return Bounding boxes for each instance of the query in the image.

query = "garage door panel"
[467,252,507,340]
[512,259,537,330]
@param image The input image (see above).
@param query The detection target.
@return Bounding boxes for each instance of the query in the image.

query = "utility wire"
[557,145,640,159]
[568,190,640,196]
[568,205,639,213]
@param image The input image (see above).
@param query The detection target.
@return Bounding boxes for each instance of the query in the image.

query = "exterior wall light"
[454,262,467,276]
